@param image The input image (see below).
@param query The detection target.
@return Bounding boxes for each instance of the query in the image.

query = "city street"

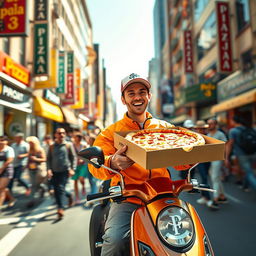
[0,171,255,256]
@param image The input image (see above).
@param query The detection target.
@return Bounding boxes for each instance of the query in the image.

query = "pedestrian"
[47,128,77,219]
[42,134,54,196]
[85,133,98,195]
[88,73,194,255]
[71,132,88,204]
[26,136,47,207]
[225,115,256,192]
[207,118,228,208]
[8,133,31,196]
[193,121,216,209]
[0,136,16,208]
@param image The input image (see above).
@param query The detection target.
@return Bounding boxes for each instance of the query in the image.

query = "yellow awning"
[34,96,64,123]
[211,89,256,114]
[61,107,79,126]
[169,114,190,125]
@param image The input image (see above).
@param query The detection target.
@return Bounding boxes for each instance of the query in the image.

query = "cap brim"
[122,78,151,93]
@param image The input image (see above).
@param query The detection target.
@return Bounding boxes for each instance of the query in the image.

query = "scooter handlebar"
[87,191,110,201]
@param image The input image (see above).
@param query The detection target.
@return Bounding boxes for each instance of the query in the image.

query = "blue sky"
[87,0,155,117]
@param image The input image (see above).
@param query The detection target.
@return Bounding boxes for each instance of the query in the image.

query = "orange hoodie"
[88,112,192,204]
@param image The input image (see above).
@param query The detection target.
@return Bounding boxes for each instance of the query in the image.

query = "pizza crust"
[125,128,205,152]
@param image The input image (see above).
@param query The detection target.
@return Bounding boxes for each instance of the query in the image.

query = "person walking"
[47,128,77,219]
[88,73,194,255]
[42,134,54,196]
[207,118,228,208]
[71,132,88,204]
[26,136,47,207]
[193,121,217,209]
[0,136,16,208]
[8,133,31,196]
[225,115,256,191]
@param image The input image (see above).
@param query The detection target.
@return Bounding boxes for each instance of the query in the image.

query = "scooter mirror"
[78,146,105,168]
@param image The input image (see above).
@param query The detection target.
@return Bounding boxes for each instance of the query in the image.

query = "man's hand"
[69,169,75,177]
[110,145,134,170]
[47,169,53,179]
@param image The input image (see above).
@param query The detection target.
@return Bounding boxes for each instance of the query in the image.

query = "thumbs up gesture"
[110,145,134,170]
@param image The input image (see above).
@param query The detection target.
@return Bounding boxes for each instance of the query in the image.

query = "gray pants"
[101,202,140,256]
[210,160,224,199]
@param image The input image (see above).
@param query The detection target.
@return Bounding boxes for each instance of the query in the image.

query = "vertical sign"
[0,0,28,36]
[56,50,65,93]
[33,0,49,76]
[184,30,193,73]
[63,51,75,105]
[216,1,233,73]
[33,23,48,75]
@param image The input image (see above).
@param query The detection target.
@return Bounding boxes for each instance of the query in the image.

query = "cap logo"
[129,73,139,79]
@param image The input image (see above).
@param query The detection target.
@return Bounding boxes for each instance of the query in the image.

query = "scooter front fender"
[130,198,213,256]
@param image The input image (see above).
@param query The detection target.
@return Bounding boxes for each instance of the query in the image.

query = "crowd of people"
[183,115,256,210]
[0,128,100,219]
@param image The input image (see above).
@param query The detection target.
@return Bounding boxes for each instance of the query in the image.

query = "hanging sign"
[216,1,233,73]
[184,30,193,73]
[0,0,28,37]
[56,50,65,93]
[62,51,75,105]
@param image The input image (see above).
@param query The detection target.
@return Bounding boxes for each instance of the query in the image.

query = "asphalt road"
[0,171,255,256]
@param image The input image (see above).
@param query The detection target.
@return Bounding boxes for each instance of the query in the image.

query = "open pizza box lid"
[114,127,226,169]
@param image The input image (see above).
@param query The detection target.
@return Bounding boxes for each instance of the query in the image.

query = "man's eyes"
[128,91,147,97]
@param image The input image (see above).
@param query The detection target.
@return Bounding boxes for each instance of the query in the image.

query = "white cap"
[183,119,194,128]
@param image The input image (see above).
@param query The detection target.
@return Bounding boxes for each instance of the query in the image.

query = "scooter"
[78,146,215,256]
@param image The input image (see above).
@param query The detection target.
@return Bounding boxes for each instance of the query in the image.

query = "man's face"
[207,120,216,131]
[55,128,66,141]
[121,83,151,116]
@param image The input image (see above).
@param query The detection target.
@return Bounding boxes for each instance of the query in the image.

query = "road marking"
[0,198,52,256]
[225,193,243,204]
[0,218,21,225]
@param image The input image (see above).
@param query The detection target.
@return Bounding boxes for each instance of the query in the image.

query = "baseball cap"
[121,73,151,93]
[183,119,194,128]
[194,120,209,128]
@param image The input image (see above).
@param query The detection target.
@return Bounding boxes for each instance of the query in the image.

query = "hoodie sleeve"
[88,127,116,180]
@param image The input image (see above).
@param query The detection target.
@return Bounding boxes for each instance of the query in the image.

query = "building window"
[196,12,216,61]
[3,38,10,54]
[241,49,253,71]
[236,0,250,32]
[194,0,210,22]
[20,38,26,65]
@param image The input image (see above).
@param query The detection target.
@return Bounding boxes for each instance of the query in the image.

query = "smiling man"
[88,73,193,256]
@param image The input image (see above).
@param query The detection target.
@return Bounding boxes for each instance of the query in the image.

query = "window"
[196,12,216,61]
[236,0,250,32]
[194,0,210,22]
[20,38,26,65]
[3,38,10,54]
[241,50,253,71]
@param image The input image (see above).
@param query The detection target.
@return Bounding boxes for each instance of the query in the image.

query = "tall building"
[154,0,256,127]
[0,0,98,138]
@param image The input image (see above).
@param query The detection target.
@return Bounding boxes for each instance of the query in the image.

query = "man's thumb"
[116,145,128,155]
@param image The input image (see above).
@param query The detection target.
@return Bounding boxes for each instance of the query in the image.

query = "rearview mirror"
[78,146,104,168]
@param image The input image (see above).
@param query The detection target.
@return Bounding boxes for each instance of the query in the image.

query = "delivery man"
[88,73,193,256]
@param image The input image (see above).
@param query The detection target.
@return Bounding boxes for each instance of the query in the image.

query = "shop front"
[0,52,32,137]
[211,68,256,127]
[33,89,64,140]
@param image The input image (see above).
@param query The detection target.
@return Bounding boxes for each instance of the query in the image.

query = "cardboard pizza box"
[114,128,226,169]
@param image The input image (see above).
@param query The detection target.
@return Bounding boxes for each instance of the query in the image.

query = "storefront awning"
[61,107,79,126]
[211,89,256,114]
[34,96,64,123]
[169,114,190,125]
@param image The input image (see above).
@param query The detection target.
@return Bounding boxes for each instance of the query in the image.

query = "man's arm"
[68,143,77,171]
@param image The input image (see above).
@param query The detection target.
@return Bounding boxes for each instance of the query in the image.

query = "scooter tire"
[89,203,110,256]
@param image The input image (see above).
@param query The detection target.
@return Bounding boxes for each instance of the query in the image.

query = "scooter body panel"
[131,197,214,255]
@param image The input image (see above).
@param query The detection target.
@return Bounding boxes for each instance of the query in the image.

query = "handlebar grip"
[87,191,110,201]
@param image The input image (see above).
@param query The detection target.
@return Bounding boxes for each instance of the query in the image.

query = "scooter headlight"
[157,206,194,250]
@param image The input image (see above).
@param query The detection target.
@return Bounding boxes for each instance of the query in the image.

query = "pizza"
[125,128,205,152]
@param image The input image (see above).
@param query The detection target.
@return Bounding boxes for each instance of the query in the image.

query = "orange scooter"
[78,146,215,256]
